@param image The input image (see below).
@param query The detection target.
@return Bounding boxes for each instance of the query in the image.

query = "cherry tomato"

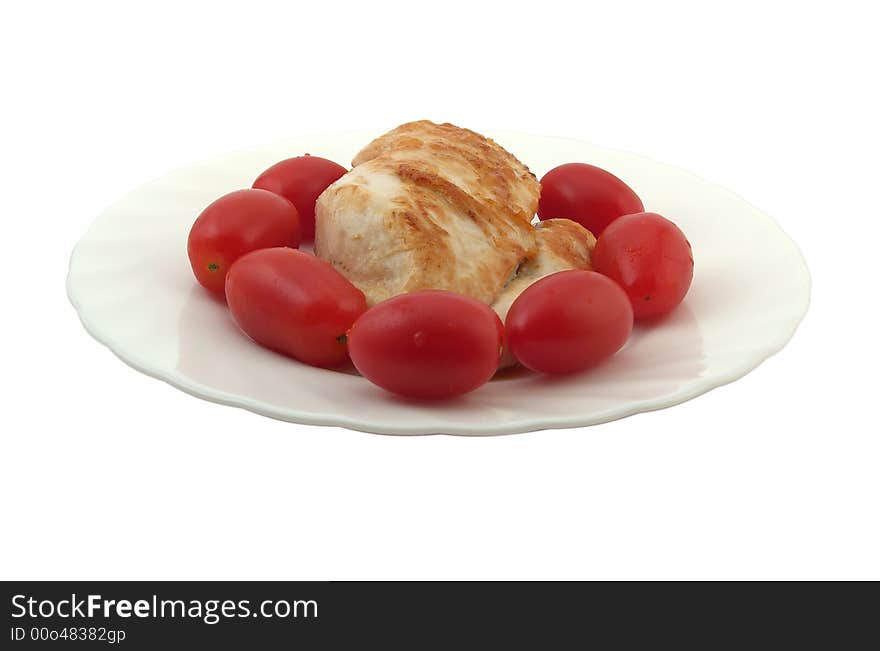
[253,155,347,242]
[538,163,644,236]
[506,270,633,374]
[225,248,367,368]
[187,189,300,299]
[347,291,504,399]
[592,212,694,320]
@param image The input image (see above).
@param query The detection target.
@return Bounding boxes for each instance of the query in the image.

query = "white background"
[2,0,878,580]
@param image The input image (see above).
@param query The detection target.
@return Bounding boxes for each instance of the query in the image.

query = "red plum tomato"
[253,155,347,242]
[187,189,300,299]
[347,290,504,400]
[505,270,633,374]
[538,163,644,236]
[592,212,694,320]
[225,248,367,367]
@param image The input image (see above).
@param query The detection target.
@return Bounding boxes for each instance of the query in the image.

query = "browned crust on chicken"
[355,122,537,194]
[315,121,541,306]
[354,121,539,230]
[535,218,597,269]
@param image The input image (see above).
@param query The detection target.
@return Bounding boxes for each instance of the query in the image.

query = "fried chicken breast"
[314,121,540,306]
[314,121,598,368]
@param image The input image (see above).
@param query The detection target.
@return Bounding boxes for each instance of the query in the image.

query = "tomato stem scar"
[207,262,220,272]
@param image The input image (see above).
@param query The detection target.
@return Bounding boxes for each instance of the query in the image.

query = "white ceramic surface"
[67,130,810,435]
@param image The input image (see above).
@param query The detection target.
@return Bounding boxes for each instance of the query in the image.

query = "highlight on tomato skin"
[253,155,348,242]
[592,212,694,320]
[538,162,644,236]
[347,290,504,400]
[225,247,367,368]
[505,270,634,375]
[187,189,301,299]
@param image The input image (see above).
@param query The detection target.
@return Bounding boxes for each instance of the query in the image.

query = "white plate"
[67,130,810,436]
